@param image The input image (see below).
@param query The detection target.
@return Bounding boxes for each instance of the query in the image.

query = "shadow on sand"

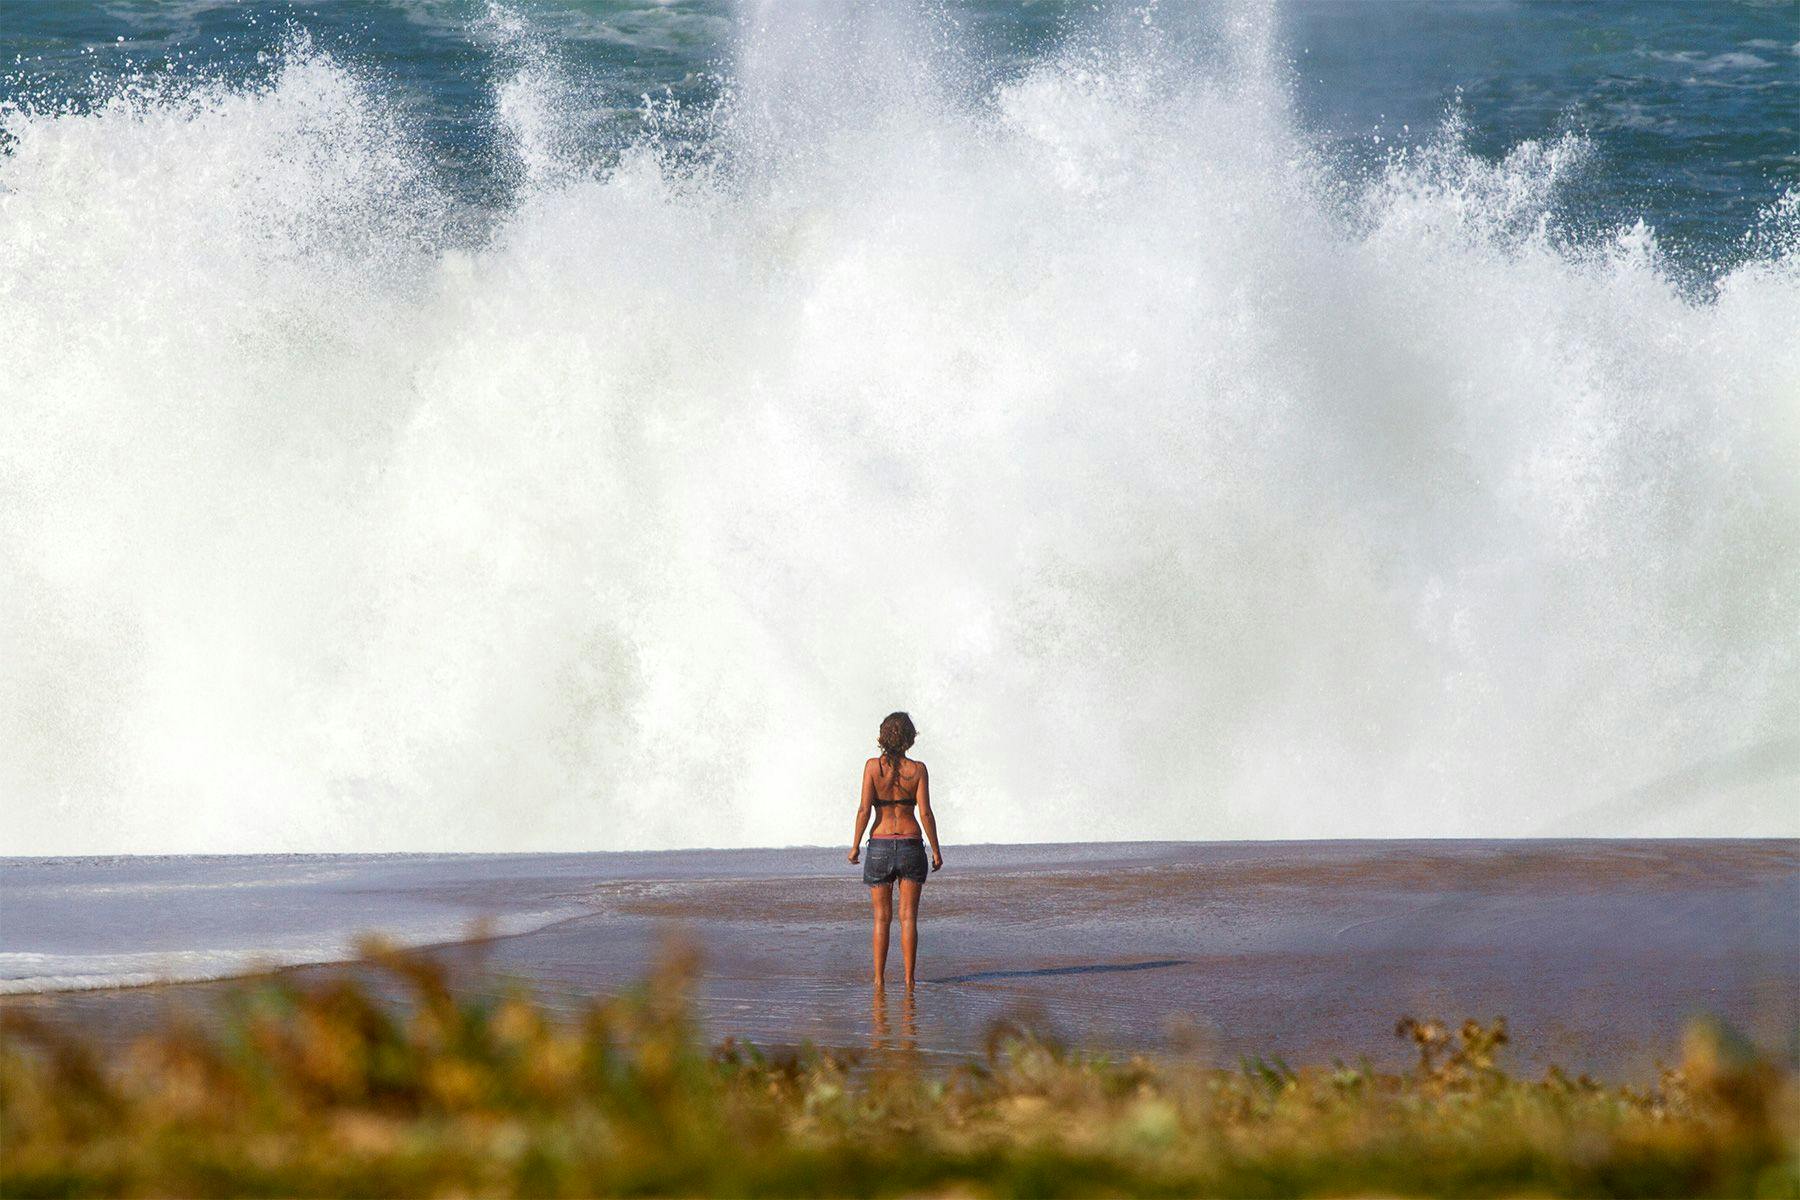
[929,959,1189,985]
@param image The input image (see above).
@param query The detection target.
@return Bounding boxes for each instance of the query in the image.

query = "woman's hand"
[931,849,943,872]
[848,846,861,865]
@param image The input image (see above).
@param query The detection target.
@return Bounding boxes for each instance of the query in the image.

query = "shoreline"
[7,832,1796,862]
[0,908,602,1000]
[5,839,1794,1083]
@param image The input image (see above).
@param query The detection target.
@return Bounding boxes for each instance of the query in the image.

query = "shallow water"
[7,840,1795,1080]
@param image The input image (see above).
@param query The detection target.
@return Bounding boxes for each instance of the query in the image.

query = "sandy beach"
[8,839,1794,1082]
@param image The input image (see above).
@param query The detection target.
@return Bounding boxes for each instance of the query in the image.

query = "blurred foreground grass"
[2,940,1795,1198]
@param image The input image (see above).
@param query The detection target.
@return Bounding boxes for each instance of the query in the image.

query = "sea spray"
[2,3,1795,854]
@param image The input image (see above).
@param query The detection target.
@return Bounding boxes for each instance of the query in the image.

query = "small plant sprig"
[1394,1015,1510,1090]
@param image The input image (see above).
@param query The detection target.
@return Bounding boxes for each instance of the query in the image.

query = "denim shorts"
[862,837,929,886]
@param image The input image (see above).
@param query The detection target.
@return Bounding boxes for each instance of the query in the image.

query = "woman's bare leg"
[897,879,923,991]
[870,883,894,990]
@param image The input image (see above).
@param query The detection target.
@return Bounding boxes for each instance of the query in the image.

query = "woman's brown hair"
[877,712,917,790]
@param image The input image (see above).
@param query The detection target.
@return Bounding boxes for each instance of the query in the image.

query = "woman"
[848,711,943,992]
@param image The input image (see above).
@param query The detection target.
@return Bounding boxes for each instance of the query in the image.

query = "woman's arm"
[916,763,943,871]
[849,760,874,863]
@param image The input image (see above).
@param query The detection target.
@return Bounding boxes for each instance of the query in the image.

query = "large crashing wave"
[2,4,1796,854]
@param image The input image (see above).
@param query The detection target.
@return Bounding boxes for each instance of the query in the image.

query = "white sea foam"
[2,3,1796,854]
[0,906,584,994]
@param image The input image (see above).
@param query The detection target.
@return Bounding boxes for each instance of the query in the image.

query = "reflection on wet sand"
[871,989,918,1059]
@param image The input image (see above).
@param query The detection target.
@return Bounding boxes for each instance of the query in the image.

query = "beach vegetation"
[2,940,1794,1198]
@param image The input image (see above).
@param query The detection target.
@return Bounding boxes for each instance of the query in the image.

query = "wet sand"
[8,840,1796,1081]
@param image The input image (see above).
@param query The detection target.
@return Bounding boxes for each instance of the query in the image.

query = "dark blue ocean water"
[5,1,1795,275]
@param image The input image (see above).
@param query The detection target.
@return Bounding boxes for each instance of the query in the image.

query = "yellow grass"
[2,939,1795,1198]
